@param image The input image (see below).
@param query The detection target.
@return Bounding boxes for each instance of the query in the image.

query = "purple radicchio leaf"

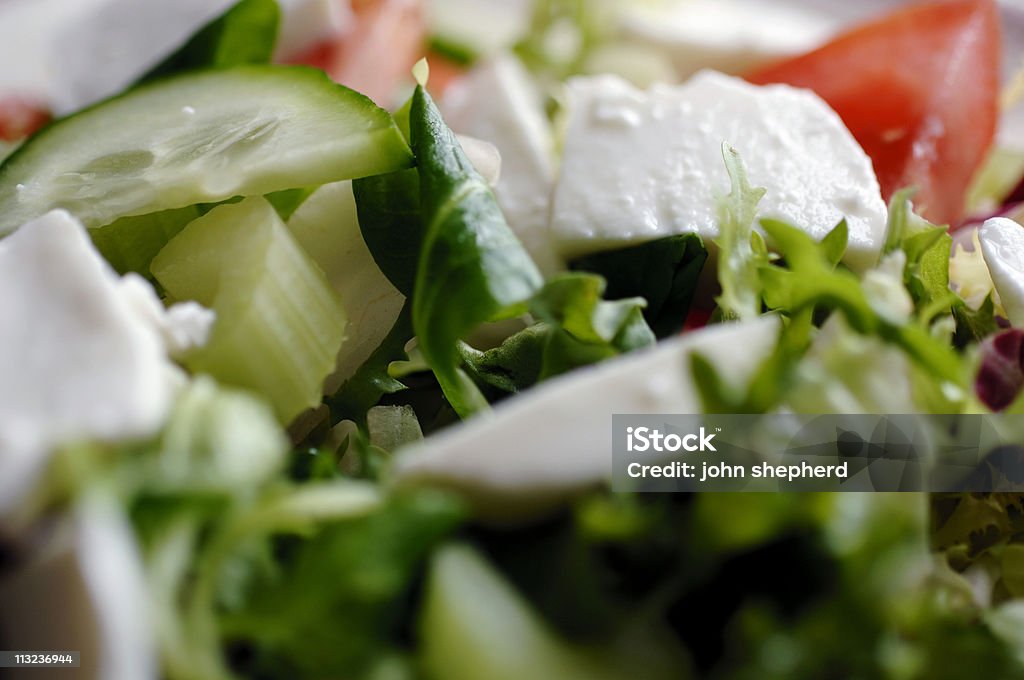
[976,329,1024,411]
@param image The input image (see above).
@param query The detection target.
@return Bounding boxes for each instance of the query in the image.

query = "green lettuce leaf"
[714,142,768,321]
[569,234,707,338]
[89,205,202,282]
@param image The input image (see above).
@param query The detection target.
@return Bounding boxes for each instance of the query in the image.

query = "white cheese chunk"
[392,315,779,518]
[980,217,1024,325]
[0,496,157,679]
[443,56,562,276]
[118,273,216,358]
[619,0,841,77]
[47,0,350,115]
[49,0,238,115]
[0,0,110,101]
[550,70,888,272]
[0,211,187,512]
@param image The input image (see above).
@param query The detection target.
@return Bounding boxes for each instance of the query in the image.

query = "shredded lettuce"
[714,142,768,321]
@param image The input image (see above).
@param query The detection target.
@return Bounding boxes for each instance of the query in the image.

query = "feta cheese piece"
[550,70,888,272]
[443,56,562,276]
[0,496,157,679]
[118,273,216,358]
[0,0,110,101]
[49,0,237,114]
[0,211,182,512]
[980,217,1024,325]
[47,0,352,114]
[392,314,779,518]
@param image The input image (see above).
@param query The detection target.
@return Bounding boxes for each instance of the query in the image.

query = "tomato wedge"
[0,98,50,143]
[747,0,1001,227]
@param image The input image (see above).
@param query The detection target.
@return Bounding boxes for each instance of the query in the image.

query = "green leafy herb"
[222,492,464,679]
[408,84,543,416]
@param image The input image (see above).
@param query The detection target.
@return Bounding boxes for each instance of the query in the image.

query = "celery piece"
[152,197,346,423]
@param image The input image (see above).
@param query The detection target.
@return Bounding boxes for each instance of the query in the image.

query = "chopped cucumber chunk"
[152,196,346,423]
[0,66,412,235]
[286,180,405,392]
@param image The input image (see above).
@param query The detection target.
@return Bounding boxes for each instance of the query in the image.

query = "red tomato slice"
[286,0,426,106]
[329,0,425,106]
[747,0,1001,226]
[0,98,50,143]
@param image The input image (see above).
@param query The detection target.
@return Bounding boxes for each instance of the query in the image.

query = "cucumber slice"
[0,66,412,236]
[152,196,347,423]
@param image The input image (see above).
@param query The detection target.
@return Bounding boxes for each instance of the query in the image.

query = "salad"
[2,0,1024,678]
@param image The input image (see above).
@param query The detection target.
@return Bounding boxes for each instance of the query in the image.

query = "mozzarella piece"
[550,70,888,272]
[980,217,1024,325]
[392,315,779,517]
[443,56,562,276]
[0,211,184,512]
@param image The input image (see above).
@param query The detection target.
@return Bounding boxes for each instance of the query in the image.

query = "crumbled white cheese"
[0,496,157,679]
[48,0,350,114]
[0,210,209,512]
[49,0,237,114]
[550,70,889,272]
[443,56,562,276]
[118,273,216,358]
[980,217,1024,325]
[392,315,779,518]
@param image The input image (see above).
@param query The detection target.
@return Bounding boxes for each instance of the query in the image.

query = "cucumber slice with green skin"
[0,65,412,236]
[152,196,347,424]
